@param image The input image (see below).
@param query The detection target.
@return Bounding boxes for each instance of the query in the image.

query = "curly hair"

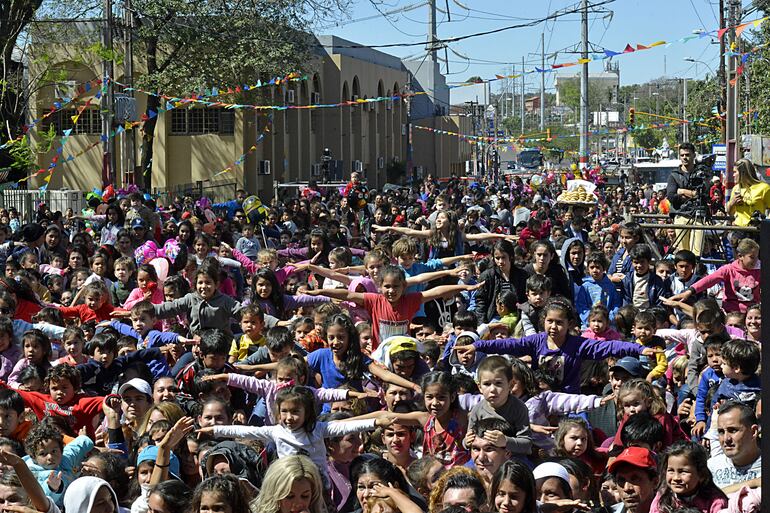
[428,466,485,513]
[45,363,81,392]
[25,423,63,458]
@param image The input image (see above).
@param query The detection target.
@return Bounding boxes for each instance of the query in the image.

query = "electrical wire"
[689,0,711,30]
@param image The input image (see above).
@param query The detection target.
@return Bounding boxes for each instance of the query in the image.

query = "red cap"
[181,211,192,220]
[608,447,657,473]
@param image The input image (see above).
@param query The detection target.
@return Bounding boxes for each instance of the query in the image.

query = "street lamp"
[684,57,715,77]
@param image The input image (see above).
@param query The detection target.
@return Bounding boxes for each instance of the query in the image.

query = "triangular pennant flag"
[211,88,219,97]
[742,53,751,63]
[71,115,80,123]
[577,58,591,64]
[636,44,649,50]
[604,49,620,58]
[148,110,157,119]
[495,75,505,79]
[115,125,125,134]
[735,23,750,39]
[753,17,767,27]
[718,28,729,40]
[63,128,72,136]
[243,85,250,91]
[623,44,635,53]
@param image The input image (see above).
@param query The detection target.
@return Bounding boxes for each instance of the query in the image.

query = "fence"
[0,190,85,223]
[152,181,238,206]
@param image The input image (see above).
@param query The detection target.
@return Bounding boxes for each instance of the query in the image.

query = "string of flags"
[209,115,274,179]
[0,77,103,151]
[110,78,425,112]
[113,72,309,102]
[447,16,769,89]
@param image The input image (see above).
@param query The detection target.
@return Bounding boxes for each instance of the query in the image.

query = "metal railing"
[0,190,85,223]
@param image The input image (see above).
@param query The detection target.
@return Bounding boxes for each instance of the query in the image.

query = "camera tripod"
[663,211,730,263]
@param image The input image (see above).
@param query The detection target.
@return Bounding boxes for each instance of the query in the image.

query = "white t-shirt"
[707,453,761,488]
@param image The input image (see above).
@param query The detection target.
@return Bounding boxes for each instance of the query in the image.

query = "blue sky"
[318,0,755,103]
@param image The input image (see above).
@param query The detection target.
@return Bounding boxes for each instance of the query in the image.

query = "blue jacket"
[77,347,166,395]
[714,375,761,405]
[24,435,93,506]
[109,321,176,380]
[695,367,723,423]
[577,275,623,328]
[212,199,242,220]
[621,271,669,308]
[609,247,633,292]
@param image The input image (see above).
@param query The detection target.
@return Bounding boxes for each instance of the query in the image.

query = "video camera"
[679,153,718,218]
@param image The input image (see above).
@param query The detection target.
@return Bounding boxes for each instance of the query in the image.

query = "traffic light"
[628,108,635,128]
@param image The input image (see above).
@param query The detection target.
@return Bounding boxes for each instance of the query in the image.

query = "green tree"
[129,0,346,188]
[633,128,661,150]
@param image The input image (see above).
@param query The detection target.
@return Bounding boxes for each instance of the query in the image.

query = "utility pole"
[540,32,545,131]
[520,56,525,135]
[426,0,439,178]
[579,0,589,168]
[682,78,689,142]
[718,0,727,143]
[101,0,115,187]
[123,0,135,186]
[726,0,741,192]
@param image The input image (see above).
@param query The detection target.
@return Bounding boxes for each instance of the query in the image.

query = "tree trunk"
[139,35,159,191]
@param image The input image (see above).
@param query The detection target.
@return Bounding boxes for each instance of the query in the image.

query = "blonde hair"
[251,455,326,513]
[734,159,762,188]
[257,249,278,263]
[670,355,689,385]
[618,378,666,416]
[736,238,759,256]
[138,401,186,436]
[391,237,418,259]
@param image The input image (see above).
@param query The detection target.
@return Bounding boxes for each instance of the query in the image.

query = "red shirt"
[4,384,104,438]
[363,292,422,348]
[14,299,41,323]
[58,302,117,323]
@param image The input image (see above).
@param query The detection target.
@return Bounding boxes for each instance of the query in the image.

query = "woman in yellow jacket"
[726,158,770,226]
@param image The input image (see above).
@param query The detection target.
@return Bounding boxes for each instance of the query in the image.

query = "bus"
[518,149,544,169]
[632,159,681,188]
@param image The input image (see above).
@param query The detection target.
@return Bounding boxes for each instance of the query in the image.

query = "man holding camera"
[666,142,704,255]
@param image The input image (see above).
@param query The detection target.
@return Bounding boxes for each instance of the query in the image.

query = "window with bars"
[40,108,101,135]
[169,108,235,135]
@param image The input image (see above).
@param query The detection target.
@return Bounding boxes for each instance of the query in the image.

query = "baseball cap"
[608,446,658,473]
[137,445,181,479]
[610,357,644,378]
[131,218,147,229]
[533,462,570,484]
[118,378,152,398]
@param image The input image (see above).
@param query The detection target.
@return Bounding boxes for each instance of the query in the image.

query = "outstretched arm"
[420,282,483,303]
[463,232,517,242]
[406,267,462,285]
[373,225,433,238]
[304,287,365,306]
[307,264,354,286]
[368,362,421,393]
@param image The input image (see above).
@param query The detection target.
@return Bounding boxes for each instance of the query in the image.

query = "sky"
[317,0,756,104]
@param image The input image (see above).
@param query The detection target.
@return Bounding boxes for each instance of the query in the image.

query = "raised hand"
[201,374,229,382]
[46,471,63,493]
[482,429,507,448]
[159,416,195,449]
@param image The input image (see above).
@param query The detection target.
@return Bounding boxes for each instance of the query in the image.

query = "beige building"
[27,28,472,199]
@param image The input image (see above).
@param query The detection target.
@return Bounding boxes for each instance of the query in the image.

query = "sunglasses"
[0,308,11,315]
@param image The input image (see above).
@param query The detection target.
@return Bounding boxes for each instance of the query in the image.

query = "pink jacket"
[691,259,760,313]
[650,489,727,513]
[123,286,164,310]
[581,327,624,341]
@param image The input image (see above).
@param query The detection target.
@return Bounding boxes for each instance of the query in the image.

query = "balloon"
[202,223,216,235]
[570,163,578,171]
[529,175,543,190]
[150,257,169,283]
[203,209,217,224]
[102,185,115,202]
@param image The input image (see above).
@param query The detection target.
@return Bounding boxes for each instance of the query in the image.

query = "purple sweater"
[473,333,643,393]
[227,374,348,425]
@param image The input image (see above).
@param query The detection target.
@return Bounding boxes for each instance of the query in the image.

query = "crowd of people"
[0,148,762,513]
